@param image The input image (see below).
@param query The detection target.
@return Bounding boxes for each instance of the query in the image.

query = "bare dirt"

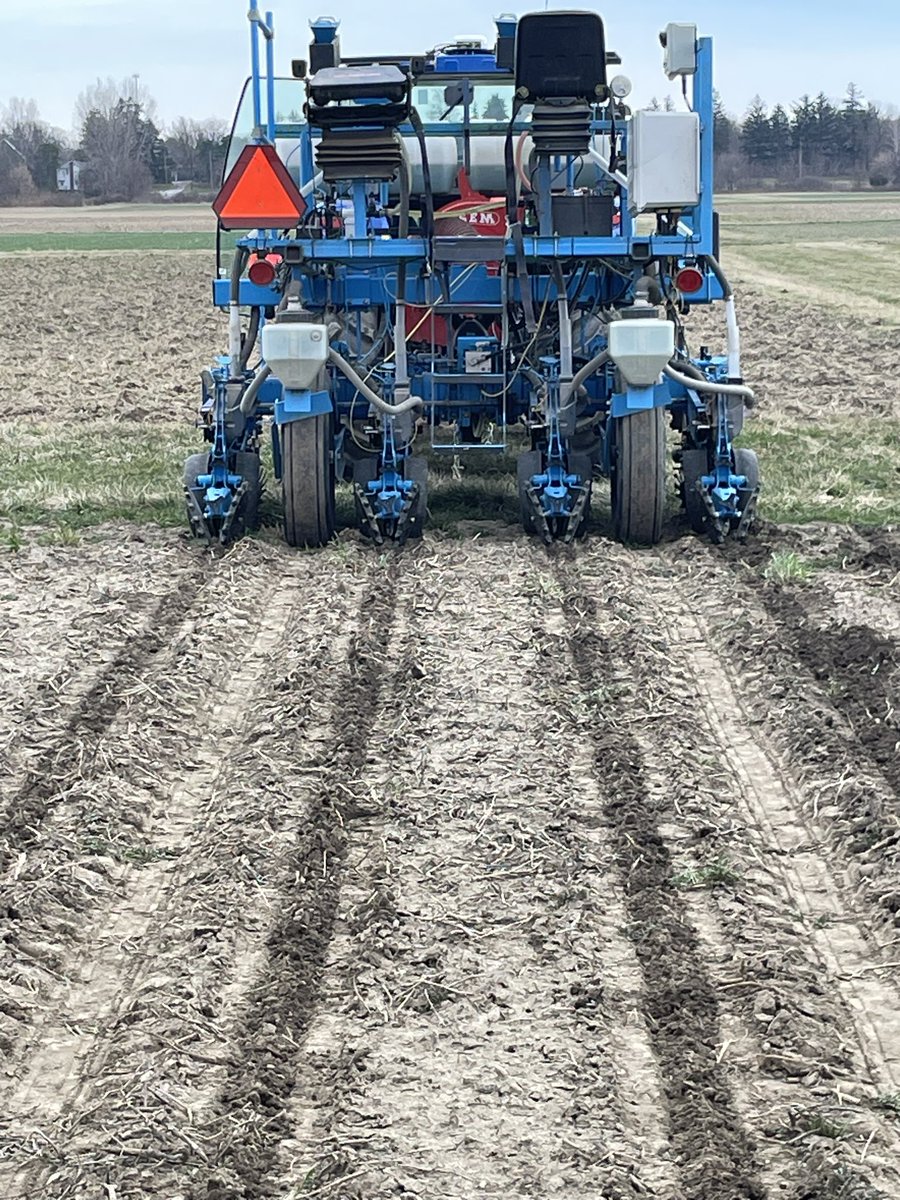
[0,204,212,234]
[1,253,218,424]
[1,523,899,1200]
[1,248,900,1199]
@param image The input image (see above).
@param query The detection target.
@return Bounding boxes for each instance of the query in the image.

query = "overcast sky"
[3,0,899,135]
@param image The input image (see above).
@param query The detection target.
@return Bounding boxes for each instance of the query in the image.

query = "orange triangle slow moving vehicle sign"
[213,143,307,230]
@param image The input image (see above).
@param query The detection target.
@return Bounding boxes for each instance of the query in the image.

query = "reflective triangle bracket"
[213,142,307,230]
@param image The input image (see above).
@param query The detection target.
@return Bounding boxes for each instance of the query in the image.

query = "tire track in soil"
[552,547,767,1200]
[667,554,900,1082]
[0,537,200,795]
[0,544,298,1128]
[0,542,289,1095]
[754,588,899,797]
[187,557,403,1200]
[631,547,900,1197]
[270,542,680,1200]
[1,545,375,1200]
[0,558,209,871]
[816,573,900,643]
[670,540,900,943]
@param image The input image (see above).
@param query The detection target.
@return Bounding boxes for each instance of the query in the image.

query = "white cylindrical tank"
[608,319,675,388]
[261,322,329,391]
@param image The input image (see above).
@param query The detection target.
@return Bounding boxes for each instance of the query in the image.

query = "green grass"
[0,421,198,537]
[672,857,742,890]
[82,836,181,866]
[764,550,816,583]
[740,417,900,525]
[794,1113,850,1141]
[873,1093,900,1118]
[0,231,230,253]
[714,193,900,314]
[732,241,900,311]
[1,414,896,545]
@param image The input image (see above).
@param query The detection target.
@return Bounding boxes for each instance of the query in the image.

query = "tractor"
[185,7,759,547]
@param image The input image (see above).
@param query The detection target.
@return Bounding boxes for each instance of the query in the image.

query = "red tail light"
[248,257,277,286]
[675,266,704,294]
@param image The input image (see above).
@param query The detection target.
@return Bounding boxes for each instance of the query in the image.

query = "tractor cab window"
[225,77,307,178]
[413,81,519,126]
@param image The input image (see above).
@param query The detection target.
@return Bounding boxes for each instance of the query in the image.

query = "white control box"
[663,22,697,79]
[627,110,700,216]
[261,321,329,391]
[609,318,675,388]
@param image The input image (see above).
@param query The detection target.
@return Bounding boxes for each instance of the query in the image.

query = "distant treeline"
[2,79,898,204]
[0,81,228,204]
[699,85,899,189]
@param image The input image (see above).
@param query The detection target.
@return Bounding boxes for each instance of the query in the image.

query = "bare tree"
[76,77,160,200]
[75,76,157,131]
[0,97,63,191]
[165,116,228,185]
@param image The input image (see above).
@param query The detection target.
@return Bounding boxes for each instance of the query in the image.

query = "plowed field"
[2,206,900,1199]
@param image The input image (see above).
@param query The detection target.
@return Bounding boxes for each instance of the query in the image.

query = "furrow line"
[270,541,682,1200]
[754,586,899,796]
[586,541,900,1197]
[2,543,376,1200]
[553,544,767,1200]
[0,553,209,867]
[671,541,900,943]
[180,555,405,1200]
[0,541,288,1094]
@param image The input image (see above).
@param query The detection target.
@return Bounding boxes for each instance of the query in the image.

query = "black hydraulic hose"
[397,154,410,303]
[239,306,261,372]
[230,246,249,304]
[703,254,733,299]
[670,357,706,381]
[504,99,523,225]
[408,106,433,246]
[570,349,610,395]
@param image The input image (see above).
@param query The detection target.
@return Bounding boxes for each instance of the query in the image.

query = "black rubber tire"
[612,408,666,545]
[234,450,262,533]
[405,456,428,539]
[517,450,542,536]
[681,447,709,535]
[183,452,210,537]
[183,451,209,491]
[734,447,760,526]
[567,451,593,538]
[352,455,379,487]
[282,416,335,548]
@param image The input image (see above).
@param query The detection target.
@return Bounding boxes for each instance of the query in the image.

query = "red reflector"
[213,143,307,230]
[676,266,705,294]
[248,257,277,286]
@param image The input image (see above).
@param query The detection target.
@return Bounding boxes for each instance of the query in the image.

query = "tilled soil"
[2,252,899,426]
[1,252,219,424]
[1,524,900,1200]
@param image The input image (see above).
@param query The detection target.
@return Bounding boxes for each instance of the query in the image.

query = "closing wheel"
[681,447,709,535]
[404,456,428,539]
[184,452,210,538]
[184,452,209,492]
[567,451,593,540]
[734,447,760,530]
[282,415,335,548]
[517,450,541,536]
[612,408,666,545]
[234,450,262,533]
